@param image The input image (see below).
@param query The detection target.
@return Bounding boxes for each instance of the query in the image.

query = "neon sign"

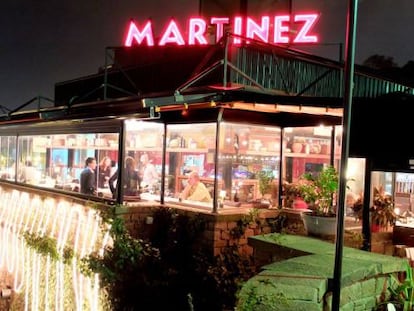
[124,14,320,47]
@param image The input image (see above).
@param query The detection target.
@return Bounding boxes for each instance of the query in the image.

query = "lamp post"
[332,0,359,310]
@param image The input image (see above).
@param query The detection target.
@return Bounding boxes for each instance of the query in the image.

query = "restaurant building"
[0,17,413,309]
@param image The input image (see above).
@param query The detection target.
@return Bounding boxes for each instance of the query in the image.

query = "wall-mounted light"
[181,103,189,116]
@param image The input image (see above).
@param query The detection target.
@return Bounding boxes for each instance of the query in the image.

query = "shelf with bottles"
[218,153,279,164]
[126,147,163,152]
[48,134,119,151]
[284,152,336,159]
[49,144,120,151]
[166,147,209,153]
[395,174,414,194]
[244,150,280,156]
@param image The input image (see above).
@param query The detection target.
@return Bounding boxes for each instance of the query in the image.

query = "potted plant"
[254,170,274,208]
[370,186,397,232]
[351,194,364,221]
[298,165,339,236]
[351,187,396,232]
[282,180,305,208]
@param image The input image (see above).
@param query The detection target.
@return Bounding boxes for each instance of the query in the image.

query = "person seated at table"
[180,171,212,203]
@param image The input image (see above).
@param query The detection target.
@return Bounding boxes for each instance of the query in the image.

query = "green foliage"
[371,186,397,229]
[236,279,288,310]
[81,205,259,311]
[23,231,60,261]
[388,264,414,311]
[9,247,79,310]
[267,213,288,233]
[230,208,260,239]
[282,181,304,208]
[257,170,274,196]
[20,202,258,311]
[86,200,117,224]
[299,165,339,216]
[377,263,414,311]
[80,216,161,311]
[197,245,256,310]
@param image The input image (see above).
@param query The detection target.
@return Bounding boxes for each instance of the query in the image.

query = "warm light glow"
[0,187,110,309]
[274,15,290,43]
[210,17,229,41]
[125,20,154,46]
[346,163,357,180]
[293,14,319,43]
[188,18,208,45]
[159,20,186,46]
[219,190,226,199]
[233,16,242,44]
[246,16,270,42]
[124,14,320,46]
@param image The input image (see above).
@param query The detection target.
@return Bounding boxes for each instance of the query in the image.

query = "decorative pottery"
[292,142,303,153]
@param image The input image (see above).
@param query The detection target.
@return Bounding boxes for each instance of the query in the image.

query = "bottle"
[180,136,186,148]
[234,189,239,202]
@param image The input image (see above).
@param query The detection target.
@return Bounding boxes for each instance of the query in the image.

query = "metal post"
[223,33,229,87]
[278,129,284,207]
[212,108,224,213]
[330,126,335,167]
[116,124,125,204]
[332,0,359,310]
[362,158,372,251]
[160,123,167,205]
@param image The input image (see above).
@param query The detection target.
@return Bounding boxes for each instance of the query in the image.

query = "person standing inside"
[180,171,212,203]
[20,160,37,184]
[98,156,112,188]
[80,157,97,195]
[109,156,140,198]
[139,153,159,190]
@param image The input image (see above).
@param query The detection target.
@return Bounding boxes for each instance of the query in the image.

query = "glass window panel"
[218,123,281,207]
[119,120,164,202]
[16,133,119,199]
[164,123,216,209]
[283,126,333,183]
[0,136,17,181]
[17,136,43,184]
[345,158,366,219]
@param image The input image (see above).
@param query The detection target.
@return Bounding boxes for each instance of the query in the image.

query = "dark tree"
[362,54,398,70]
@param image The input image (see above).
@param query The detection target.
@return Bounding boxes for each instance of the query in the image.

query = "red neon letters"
[124,14,319,47]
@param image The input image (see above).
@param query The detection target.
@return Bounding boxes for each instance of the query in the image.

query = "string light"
[0,189,109,310]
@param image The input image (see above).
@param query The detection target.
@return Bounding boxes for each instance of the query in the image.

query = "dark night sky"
[0,0,412,110]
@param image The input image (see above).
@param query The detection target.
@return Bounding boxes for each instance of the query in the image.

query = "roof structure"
[1,35,413,168]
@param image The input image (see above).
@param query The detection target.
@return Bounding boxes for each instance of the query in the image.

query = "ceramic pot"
[292,142,303,153]
[301,212,337,237]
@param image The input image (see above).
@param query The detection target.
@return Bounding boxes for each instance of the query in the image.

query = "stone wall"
[116,204,279,257]
[239,234,409,311]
